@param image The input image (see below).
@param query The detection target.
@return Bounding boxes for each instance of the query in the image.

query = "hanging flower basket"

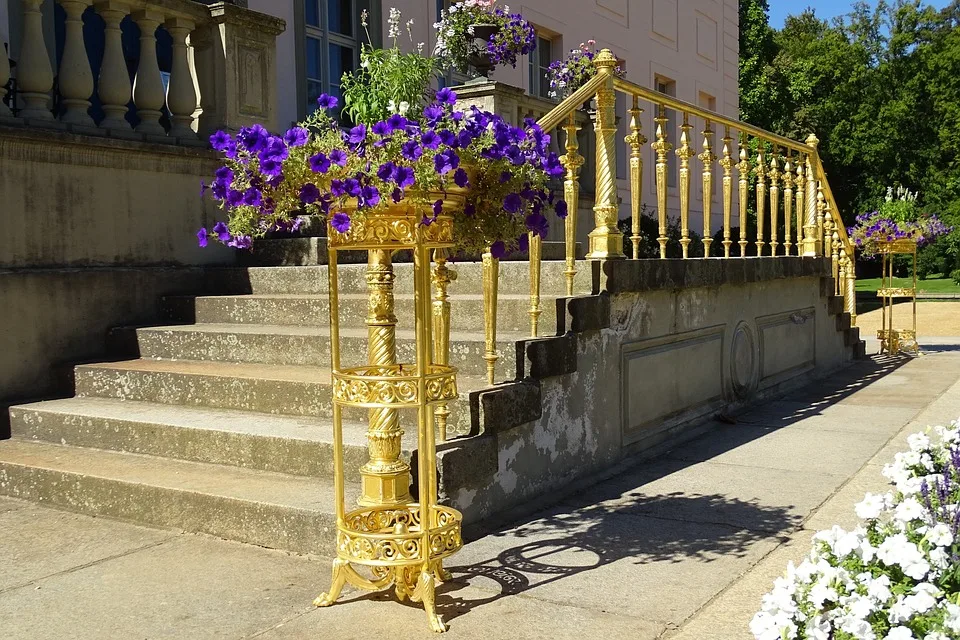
[434,1,536,78]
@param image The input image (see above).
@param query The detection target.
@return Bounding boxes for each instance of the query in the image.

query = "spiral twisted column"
[802,135,821,256]
[586,49,625,260]
[358,249,412,507]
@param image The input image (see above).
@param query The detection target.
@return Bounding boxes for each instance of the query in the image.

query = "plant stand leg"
[314,558,349,607]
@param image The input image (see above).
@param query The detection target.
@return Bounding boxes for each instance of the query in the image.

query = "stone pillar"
[16,0,54,120]
[131,9,166,136]
[96,1,133,133]
[193,2,285,136]
[58,0,95,127]
[586,49,624,260]
[164,17,199,139]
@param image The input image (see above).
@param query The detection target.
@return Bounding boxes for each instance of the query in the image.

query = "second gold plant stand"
[313,202,464,633]
[876,239,919,355]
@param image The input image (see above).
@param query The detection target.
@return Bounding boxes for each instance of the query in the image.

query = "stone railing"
[0,0,284,142]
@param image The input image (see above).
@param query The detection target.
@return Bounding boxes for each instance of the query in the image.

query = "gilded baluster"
[795,156,806,252]
[816,183,827,258]
[699,119,717,257]
[838,246,848,309]
[736,134,750,257]
[625,96,646,260]
[677,113,694,258]
[783,155,794,255]
[803,135,821,256]
[586,50,625,259]
[359,250,411,507]
[845,251,857,327]
[652,106,672,259]
[561,115,584,296]
[755,146,767,255]
[432,249,455,442]
[768,151,781,255]
[482,250,499,385]
[718,127,734,257]
[831,227,841,295]
[529,232,542,337]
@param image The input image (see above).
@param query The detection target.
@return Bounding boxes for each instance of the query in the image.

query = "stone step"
[165,292,558,335]
[0,438,342,555]
[204,260,592,297]
[73,359,482,432]
[7,397,405,480]
[128,324,519,377]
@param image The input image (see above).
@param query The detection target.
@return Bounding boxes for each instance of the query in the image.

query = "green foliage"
[952,268,960,285]
[340,9,438,126]
[616,206,704,258]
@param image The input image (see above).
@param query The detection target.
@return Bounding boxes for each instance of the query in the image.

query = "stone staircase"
[0,258,587,555]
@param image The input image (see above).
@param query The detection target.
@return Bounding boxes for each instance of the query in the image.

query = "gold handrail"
[537,72,608,133]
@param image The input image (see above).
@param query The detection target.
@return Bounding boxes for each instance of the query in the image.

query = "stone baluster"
[165,17,199,139]
[96,1,133,132]
[17,0,55,120]
[131,10,166,135]
[0,33,11,116]
[58,0,95,127]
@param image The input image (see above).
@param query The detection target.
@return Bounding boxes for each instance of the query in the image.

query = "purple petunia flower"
[197,227,208,247]
[503,193,522,213]
[329,149,348,167]
[434,150,460,174]
[457,130,473,148]
[377,162,396,181]
[438,130,456,146]
[329,179,346,197]
[554,199,568,219]
[226,189,245,207]
[394,166,415,189]
[453,168,469,188]
[526,212,549,238]
[372,121,391,136]
[242,187,262,207]
[402,140,423,161]
[215,166,234,185]
[259,136,289,163]
[309,152,330,173]
[433,199,443,217]
[360,185,381,208]
[343,178,362,198]
[239,124,269,153]
[464,202,476,216]
[500,170,512,184]
[209,130,233,152]
[490,240,507,259]
[331,212,351,233]
[436,87,457,105]
[228,235,252,249]
[391,187,404,203]
[387,114,407,131]
[423,104,444,124]
[213,221,231,242]
[300,183,321,204]
[283,126,309,147]
[260,158,283,177]
[347,124,367,146]
[317,93,339,110]
[421,130,440,149]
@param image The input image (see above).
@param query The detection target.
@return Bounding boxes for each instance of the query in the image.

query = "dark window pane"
[328,43,354,92]
[307,80,323,112]
[329,0,353,36]
[306,0,320,27]
[306,36,322,81]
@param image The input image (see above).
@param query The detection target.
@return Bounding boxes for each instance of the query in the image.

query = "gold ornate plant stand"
[313,204,463,633]
[877,239,919,355]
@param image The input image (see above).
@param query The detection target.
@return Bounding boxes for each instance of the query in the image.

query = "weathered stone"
[470,381,542,436]
[517,334,577,380]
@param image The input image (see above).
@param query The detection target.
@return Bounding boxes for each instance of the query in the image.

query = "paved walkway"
[3,348,960,639]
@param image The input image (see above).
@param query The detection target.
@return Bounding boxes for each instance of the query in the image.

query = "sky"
[767,0,953,29]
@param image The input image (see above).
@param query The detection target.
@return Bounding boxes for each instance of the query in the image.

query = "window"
[655,76,677,188]
[528,34,555,99]
[300,0,374,118]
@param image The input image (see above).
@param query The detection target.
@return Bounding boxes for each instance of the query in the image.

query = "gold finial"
[805,133,819,148]
[593,48,618,72]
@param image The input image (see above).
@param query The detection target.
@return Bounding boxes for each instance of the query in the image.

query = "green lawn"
[856,277,960,294]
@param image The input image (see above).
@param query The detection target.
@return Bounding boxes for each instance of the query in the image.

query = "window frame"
[527,33,555,99]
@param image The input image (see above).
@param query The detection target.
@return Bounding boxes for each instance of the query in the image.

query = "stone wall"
[0,126,231,434]
[438,257,856,524]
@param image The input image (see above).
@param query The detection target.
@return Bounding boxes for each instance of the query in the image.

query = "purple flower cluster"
[200,89,567,254]
[486,8,536,68]
[546,41,626,101]
[849,210,952,252]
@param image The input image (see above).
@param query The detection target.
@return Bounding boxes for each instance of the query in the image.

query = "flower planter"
[466,23,499,78]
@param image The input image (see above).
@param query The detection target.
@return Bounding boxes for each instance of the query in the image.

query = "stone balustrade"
[1,0,285,142]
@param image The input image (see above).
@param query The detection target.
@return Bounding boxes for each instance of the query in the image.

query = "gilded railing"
[531,50,856,330]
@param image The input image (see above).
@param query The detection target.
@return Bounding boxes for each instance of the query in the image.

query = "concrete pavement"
[2,347,959,639]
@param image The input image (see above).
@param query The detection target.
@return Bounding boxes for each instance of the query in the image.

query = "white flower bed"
[751,419,960,640]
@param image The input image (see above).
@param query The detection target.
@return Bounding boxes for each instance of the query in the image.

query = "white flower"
[857,492,891,520]
[417,42,425,54]
[804,615,831,640]
[750,611,798,640]
[887,627,915,640]
[866,574,893,603]
[836,615,876,639]
[398,101,409,115]
[926,523,954,547]
[877,534,930,580]
[387,7,401,39]
[908,432,931,452]
[923,633,949,640]
[894,497,927,524]
[944,602,960,632]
